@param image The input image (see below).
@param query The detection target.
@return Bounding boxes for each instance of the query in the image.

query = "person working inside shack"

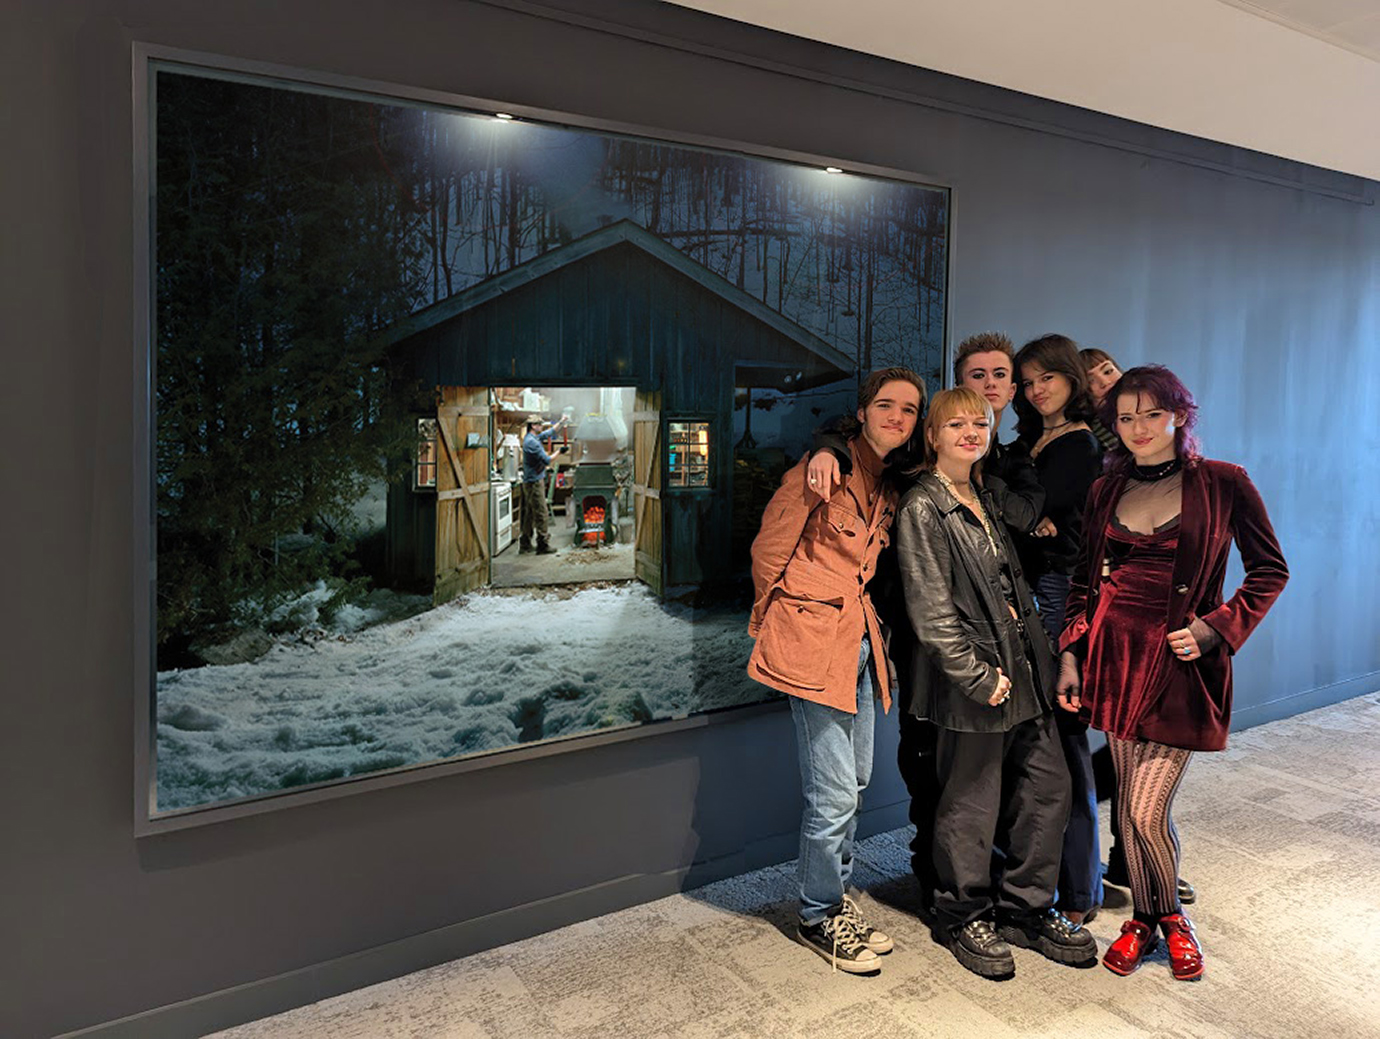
[520,415,569,555]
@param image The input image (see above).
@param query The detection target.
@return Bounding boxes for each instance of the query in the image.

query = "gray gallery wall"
[2,1,1376,1036]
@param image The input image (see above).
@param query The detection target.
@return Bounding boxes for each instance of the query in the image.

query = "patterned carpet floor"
[211,691,1380,1039]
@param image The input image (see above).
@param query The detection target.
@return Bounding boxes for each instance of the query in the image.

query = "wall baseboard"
[58,681,1372,1039]
[56,803,907,1039]
[1232,671,1379,731]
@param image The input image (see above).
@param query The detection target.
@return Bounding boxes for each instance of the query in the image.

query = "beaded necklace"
[1130,456,1183,482]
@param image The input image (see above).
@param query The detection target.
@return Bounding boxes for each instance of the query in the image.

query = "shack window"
[667,420,711,488]
[414,418,438,490]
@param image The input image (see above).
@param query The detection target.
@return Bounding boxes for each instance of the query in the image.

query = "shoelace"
[825,915,869,973]
[840,896,871,937]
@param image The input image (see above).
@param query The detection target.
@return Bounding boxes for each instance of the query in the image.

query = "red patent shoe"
[1103,919,1159,976]
[1160,913,1204,981]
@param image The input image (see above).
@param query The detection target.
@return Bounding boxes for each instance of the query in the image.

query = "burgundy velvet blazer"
[1060,459,1288,751]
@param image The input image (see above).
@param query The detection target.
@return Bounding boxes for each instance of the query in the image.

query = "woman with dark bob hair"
[1057,365,1288,981]
[1011,334,1105,927]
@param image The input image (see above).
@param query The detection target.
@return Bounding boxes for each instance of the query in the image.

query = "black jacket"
[893,472,1056,733]
[984,437,1045,535]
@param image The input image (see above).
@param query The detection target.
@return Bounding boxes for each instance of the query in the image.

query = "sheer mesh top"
[1106,470,1220,652]
[1113,472,1183,535]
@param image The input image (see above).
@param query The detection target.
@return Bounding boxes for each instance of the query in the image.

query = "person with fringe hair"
[894,387,1096,979]
[1079,347,1124,451]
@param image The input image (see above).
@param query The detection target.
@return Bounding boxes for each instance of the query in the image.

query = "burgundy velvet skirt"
[1082,522,1188,742]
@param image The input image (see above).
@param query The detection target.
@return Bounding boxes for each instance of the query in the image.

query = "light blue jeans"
[789,636,876,925]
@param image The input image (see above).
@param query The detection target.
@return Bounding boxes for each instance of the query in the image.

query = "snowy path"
[156,585,765,811]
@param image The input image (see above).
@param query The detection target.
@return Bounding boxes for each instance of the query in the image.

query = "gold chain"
[934,470,998,552]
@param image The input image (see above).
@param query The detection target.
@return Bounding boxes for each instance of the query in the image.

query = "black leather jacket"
[894,471,1056,733]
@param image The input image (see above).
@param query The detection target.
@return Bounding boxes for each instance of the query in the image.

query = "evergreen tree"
[155,73,420,658]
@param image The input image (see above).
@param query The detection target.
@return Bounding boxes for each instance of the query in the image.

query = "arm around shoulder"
[810,417,856,476]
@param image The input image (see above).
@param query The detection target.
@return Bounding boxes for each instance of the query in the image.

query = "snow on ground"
[263,582,434,634]
[157,585,766,811]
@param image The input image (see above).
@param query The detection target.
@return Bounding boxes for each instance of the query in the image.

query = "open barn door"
[632,389,663,596]
[434,387,490,605]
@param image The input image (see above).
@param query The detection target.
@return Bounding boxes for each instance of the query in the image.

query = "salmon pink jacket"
[747,450,896,714]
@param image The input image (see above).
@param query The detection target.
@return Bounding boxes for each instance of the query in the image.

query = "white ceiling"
[1221,0,1380,61]
[666,0,1380,182]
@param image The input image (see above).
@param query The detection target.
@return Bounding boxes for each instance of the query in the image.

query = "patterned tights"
[1107,735,1193,917]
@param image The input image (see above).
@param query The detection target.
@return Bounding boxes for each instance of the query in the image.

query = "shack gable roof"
[380,219,855,384]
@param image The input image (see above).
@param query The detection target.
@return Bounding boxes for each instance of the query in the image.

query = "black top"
[976,506,1044,722]
[1015,428,1103,579]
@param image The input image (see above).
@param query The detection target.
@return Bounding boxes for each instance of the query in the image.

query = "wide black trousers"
[897,711,938,895]
[930,713,1071,932]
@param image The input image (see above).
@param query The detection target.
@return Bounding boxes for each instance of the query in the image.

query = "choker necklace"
[1131,457,1182,482]
[1041,419,1072,432]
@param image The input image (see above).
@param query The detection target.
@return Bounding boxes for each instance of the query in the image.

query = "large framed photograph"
[141,58,950,821]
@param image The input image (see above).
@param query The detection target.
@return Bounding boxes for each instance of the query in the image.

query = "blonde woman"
[894,387,1095,979]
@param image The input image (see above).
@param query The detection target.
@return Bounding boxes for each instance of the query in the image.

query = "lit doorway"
[489,386,637,588]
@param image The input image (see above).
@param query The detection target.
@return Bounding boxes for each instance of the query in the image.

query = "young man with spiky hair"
[948,331,1044,533]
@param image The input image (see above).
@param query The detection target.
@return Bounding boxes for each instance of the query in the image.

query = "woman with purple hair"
[1056,365,1288,982]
